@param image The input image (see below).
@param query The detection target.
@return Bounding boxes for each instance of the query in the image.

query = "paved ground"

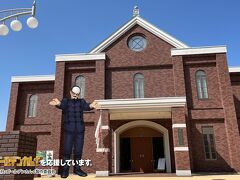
[35,173,240,180]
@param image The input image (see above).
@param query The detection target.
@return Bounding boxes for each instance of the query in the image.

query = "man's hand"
[49,98,61,106]
[90,101,99,109]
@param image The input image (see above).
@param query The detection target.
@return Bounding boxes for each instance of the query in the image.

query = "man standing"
[49,86,98,178]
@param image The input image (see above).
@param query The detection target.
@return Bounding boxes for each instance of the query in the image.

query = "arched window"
[134,73,144,98]
[28,95,38,117]
[75,75,85,98]
[196,70,208,99]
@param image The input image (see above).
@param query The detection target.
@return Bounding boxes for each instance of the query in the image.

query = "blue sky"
[0,0,239,131]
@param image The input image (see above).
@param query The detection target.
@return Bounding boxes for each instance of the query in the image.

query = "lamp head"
[10,20,22,31]
[0,24,9,36]
[27,16,38,29]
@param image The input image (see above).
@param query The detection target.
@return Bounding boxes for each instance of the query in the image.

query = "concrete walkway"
[35,174,240,180]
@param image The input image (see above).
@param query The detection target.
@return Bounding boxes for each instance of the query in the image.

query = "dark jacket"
[56,98,93,133]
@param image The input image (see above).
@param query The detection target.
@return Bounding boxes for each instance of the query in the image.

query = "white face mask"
[70,86,81,99]
[72,86,81,94]
[70,91,80,99]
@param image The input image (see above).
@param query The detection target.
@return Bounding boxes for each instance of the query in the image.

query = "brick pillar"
[94,60,110,176]
[172,107,191,176]
[172,55,192,176]
[0,131,37,180]
[51,62,66,173]
[95,110,110,177]
[216,53,240,172]
[95,60,105,99]
[6,83,19,131]
[172,55,186,96]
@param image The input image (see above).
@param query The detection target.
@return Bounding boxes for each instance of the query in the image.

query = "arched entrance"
[114,120,171,173]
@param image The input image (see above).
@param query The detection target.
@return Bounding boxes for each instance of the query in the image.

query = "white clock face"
[128,35,147,52]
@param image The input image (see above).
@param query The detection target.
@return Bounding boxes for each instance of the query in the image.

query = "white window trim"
[101,125,109,130]
[172,124,186,128]
[96,148,110,153]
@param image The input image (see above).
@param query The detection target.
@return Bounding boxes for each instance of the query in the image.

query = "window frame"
[177,128,184,146]
[128,34,147,52]
[196,70,209,100]
[27,94,38,118]
[202,126,217,160]
[133,73,144,98]
[75,75,86,99]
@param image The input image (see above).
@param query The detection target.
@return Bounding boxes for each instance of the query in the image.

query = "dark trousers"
[63,130,85,160]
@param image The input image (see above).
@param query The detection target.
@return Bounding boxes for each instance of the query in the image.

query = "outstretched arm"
[49,98,67,110]
[82,99,98,111]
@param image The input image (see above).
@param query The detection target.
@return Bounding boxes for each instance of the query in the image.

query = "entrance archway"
[114,120,171,173]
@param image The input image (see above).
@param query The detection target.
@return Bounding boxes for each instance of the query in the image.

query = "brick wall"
[107,67,175,99]
[6,82,54,152]
[184,55,222,110]
[190,120,232,172]
[231,73,240,133]
[0,131,37,180]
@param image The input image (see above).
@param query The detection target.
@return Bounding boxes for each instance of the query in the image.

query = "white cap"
[72,86,81,94]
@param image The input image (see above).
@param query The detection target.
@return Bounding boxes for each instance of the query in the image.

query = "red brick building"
[6,13,240,176]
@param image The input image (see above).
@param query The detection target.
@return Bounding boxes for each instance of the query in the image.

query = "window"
[202,126,217,160]
[196,70,208,99]
[134,73,144,98]
[75,75,85,98]
[28,95,38,117]
[177,128,184,146]
[128,35,147,52]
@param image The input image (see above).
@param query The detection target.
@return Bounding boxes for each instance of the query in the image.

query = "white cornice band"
[171,46,227,56]
[229,67,240,73]
[55,53,106,62]
[95,97,186,110]
[11,75,55,83]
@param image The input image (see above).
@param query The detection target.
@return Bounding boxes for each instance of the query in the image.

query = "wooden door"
[131,137,153,173]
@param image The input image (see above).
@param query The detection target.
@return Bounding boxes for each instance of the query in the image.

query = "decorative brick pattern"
[0,131,37,180]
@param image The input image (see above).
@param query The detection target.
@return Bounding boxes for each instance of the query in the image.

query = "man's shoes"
[61,165,69,178]
[61,157,70,178]
[74,167,87,177]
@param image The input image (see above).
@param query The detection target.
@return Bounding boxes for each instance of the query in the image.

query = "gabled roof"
[90,16,189,53]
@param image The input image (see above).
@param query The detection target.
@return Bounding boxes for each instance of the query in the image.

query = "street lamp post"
[0,0,38,36]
